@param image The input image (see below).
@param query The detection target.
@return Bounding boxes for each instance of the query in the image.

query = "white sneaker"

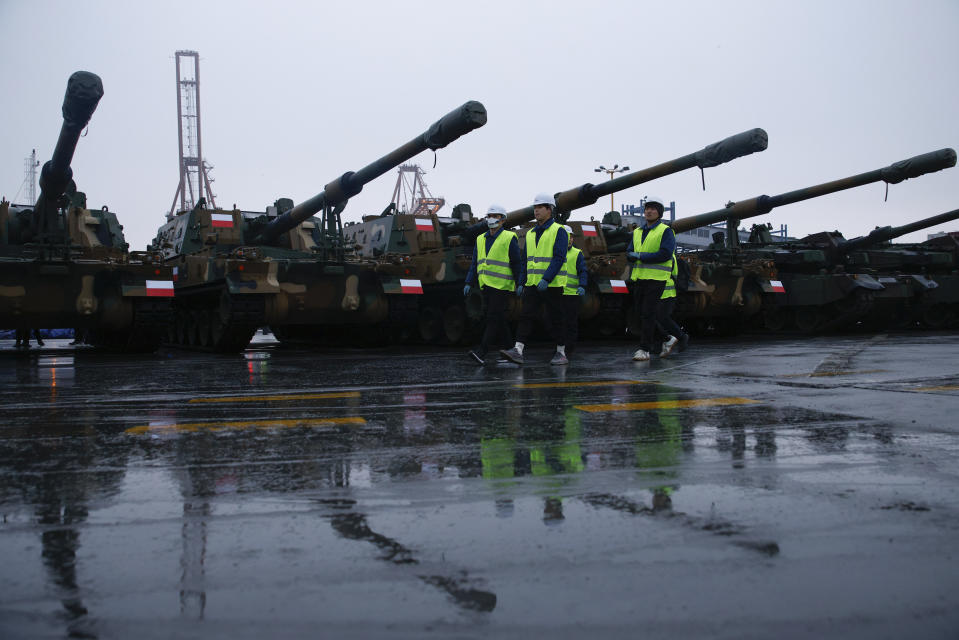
[660,336,678,358]
[632,349,650,361]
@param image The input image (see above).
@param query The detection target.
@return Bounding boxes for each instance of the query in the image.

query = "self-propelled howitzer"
[826,208,959,329]
[1,71,174,350]
[672,148,956,333]
[152,101,487,351]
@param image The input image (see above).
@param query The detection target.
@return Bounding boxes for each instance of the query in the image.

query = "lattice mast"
[169,50,216,218]
[21,149,39,204]
[390,164,444,215]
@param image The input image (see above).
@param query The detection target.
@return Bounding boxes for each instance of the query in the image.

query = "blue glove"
[463,284,471,297]
[536,280,548,292]
[515,285,524,297]
[577,286,586,297]
[627,251,641,261]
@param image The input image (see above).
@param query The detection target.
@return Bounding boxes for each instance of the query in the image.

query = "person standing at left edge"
[627,195,675,361]
[464,204,524,364]
[500,193,569,366]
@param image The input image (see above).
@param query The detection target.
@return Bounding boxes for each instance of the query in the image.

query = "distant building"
[927,231,959,240]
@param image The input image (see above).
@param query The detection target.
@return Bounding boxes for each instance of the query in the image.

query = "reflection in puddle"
[324,506,497,612]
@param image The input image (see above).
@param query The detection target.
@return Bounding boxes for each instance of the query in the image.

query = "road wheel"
[443,305,467,345]
[793,306,824,333]
[418,307,443,344]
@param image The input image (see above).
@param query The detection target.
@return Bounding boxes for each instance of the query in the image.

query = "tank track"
[86,298,173,352]
[165,287,265,352]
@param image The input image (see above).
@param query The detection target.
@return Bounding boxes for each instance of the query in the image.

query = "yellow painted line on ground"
[515,380,648,389]
[913,385,959,392]
[126,416,366,434]
[782,369,887,378]
[575,397,760,413]
[188,391,361,404]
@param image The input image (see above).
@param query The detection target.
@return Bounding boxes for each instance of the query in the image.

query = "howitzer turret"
[501,128,769,230]
[254,101,487,246]
[837,208,959,255]
[33,71,104,245]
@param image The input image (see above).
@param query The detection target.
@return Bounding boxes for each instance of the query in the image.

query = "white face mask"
[487,217,502,228]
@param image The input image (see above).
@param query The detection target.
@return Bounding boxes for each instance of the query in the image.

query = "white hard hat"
[486,204,507,217]
[645,196,665,210]
[532,192,555,207]
[563,225,573,235]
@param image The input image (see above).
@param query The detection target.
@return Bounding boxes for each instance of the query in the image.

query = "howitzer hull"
[0,252,173,351]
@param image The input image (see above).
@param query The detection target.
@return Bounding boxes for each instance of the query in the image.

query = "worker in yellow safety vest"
[500,193,569,366]
[464,204,524,365]
[560,225,587,354]
[626,196,676,361]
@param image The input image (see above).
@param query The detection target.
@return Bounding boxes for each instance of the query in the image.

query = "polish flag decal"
[415,218,434,232]
[172,266,179,282]
[211,213,234,228]
[582,227,598,237]
[610,279,629,293]
[770,280,786,293]
[146,280,175,297]
[400,279,423,294]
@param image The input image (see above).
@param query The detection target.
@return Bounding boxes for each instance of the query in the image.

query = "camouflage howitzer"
[823,208,959,329]
[673,148,956,333]
[150,101,486,351]
[1,72,174,351]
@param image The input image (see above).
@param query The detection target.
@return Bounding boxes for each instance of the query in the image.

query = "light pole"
[594,164,630,212]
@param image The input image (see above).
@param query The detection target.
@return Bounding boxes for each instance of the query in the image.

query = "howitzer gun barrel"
[36,71,104,207]
[255,100,487,243]
[502,128,768,228]
[671,148,957,234]
[839,207,959,253]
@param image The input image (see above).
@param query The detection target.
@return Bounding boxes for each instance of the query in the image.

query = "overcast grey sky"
[2,0,957,250]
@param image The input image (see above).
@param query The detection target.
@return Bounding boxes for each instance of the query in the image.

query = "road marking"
[912,385,959,392]
[782,369,887,378]
[188,391,361,404]
[126,416,366,434]
[515,380,647,389]
[575,397,760,413]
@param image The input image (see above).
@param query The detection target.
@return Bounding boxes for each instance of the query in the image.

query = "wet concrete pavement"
[1,332,958,639]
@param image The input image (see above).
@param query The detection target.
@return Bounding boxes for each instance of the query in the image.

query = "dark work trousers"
[477,287,514,357]
[655,297,684,342]
[561,295,581,353]
[631,279,666,353]
[515,286,566,348]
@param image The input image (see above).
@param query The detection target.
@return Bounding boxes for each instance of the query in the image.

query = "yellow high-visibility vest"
[630,223,672,282]
[562,247,583,296]
[477,230,517,292]
[661,252,679,299]
[525,222,566,289]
